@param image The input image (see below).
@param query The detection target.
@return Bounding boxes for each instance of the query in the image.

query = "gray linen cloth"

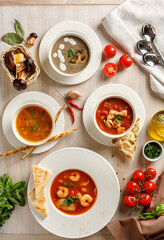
[101,0,164,100]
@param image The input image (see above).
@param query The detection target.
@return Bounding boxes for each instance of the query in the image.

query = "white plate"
[2,91,64,154]
[39,21,102,85]
[28,147,120,238]
[83,84,145,146]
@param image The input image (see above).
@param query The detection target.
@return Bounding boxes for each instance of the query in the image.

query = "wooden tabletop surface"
[0,0,164,240]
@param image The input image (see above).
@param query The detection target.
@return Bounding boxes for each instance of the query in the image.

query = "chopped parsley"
[144,142,162,159]
[115,115,123,122]
[64,196,78,206]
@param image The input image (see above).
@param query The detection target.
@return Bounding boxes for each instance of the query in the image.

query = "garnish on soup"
[50,169,97,215]
[16,105,52,142]
[96,98,133,135]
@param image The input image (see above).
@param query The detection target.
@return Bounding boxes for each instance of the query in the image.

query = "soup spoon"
[136,40,153,55]
[142,23,164,64]
[142,52,159,67]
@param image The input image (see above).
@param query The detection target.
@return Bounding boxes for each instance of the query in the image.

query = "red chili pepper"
[68,106,75,124]
[67,99,83,111]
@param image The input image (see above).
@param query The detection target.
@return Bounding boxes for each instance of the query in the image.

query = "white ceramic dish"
[48,33,91,77]
[39,21,102,85]
[93,95,136,139]
[28,147,120,238]
[83,84,145,146]
[12,102,55,146]
[2,91,64,154]
[142,140,163,161]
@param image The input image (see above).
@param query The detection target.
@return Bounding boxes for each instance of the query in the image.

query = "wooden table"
[0,0,163,239]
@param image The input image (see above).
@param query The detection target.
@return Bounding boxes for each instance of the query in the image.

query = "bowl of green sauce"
[142,140,163,161]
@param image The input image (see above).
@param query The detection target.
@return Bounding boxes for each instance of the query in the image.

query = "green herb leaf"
[144,142,162,159]
[30,127,33,132]
[68,49,76,58]
[14,19,25,40]
[32,111,35,116]
[63,196,78,206]
[62,180,75,188]
[24,117,26,120]
[2,32,23,46]
[115,115,123,122]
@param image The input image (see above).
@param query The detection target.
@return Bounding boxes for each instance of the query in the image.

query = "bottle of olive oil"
[148,111,164,141]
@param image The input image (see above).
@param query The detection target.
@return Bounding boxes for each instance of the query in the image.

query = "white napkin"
[101,0,164,100]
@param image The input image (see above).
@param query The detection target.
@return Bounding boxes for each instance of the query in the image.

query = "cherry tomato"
[123,195,137,208]
[142,181,155,194]
[139,193,151,206]
[145,168,157,180]
[103,45,116,58]
[104,63,118,77]
[119,54,133,68]
[126,181,140,195]
[132,170,145,183]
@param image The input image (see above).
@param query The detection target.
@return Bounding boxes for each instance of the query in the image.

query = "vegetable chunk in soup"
[50,169,97,215]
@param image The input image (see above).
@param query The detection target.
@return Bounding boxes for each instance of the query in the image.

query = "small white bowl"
[48,32,91,77]
[94,94,137,139]
[142,140,163,161]
[12,102,55,146]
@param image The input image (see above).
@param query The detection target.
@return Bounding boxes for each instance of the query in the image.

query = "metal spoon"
[143,52,159,67]
[142,23,164,64]
[136,40,153,54]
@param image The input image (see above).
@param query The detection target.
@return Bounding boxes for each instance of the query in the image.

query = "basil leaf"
[14,19,25,40]
[139,212,155,220]
[68,49,76,58]
[155,204,164,216]
[2,32,23,46]
[115,115,123,122]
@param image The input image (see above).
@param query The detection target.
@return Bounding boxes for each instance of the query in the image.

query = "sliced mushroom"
[16,62,27,73]
[5,50,16,73]
[17,70,30,80]
[26,33,38,46]
[14,53,26,64]
[70,48,88,64]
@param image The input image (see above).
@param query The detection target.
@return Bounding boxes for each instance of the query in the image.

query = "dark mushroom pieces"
[5,50,16,73]
[70,48,88,64]
[26,33,38,46]
[26,57,35,72]
[13,70,29,91]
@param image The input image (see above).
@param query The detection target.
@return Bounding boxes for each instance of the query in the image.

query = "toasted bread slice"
[112,118,140,161]
[32,165,52,200]
[29,188,47,218]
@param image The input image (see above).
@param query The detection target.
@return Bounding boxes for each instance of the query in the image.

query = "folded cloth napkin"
[106,171,164,240]
[101,0,164,100]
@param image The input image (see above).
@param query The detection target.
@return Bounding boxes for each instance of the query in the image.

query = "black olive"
[76,49,82,53]
[13,79,27,91]
[26,57,35,72]
[30,33,38,39]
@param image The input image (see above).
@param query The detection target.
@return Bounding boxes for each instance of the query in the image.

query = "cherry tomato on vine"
[142,181,155,194]
[132,170,145,183]
[139,193,151,206]
[144,168,157,180]
[126,181,140,195]
[104,63,118,77]
[123,195,137,208]
[119,54,133,68]
[103,45,117,58]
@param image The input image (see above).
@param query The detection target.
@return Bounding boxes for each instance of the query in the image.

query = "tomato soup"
[16,105,52,142]
[96,97,133,135]
[50,169,97,215]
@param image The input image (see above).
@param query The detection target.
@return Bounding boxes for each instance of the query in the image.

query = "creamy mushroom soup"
[51,36,89,74]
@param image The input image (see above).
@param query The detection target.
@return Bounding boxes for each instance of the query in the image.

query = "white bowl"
[12,102,55,146]
[93,94,136,139]
[48,32,91,77]
[142,140,163,161]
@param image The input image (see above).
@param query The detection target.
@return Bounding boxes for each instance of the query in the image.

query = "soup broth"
[16,105,52,142]
[51,36,89,74]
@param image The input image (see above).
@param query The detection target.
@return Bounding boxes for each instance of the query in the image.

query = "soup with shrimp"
[50,169,97,215]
